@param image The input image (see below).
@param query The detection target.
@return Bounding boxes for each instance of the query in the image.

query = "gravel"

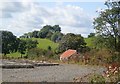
[2,64,105,82]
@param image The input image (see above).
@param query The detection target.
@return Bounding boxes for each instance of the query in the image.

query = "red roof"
[60,49,77,58]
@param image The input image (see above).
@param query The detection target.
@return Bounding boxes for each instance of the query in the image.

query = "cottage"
[60,49,79,63]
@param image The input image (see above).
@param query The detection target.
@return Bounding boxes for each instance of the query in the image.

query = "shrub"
[89,74,105,84]
[88,48,114,65]
[27,48,54,59]
[27,48,46,59]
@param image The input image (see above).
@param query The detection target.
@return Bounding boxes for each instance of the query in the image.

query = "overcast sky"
[0,0,107,37]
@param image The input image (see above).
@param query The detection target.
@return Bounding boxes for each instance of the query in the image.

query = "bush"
[88,48,114,65]
[89,74,105,84]
[27,48,46,59]
[27,48,54,59]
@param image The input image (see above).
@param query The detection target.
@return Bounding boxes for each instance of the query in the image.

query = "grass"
[34,38,59,51]
[84,37,96,48]
[22,38,59,51]
[5,52,21,58]
[6,38,59,58]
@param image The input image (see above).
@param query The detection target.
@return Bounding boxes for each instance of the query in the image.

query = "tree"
[51,32,63,42]
[38,25,53,38]
[18,39,27,57]
[19,25,63,42]
[1,31,18,56]
[32,31,39,38]
[25,39,38,56]
[58,33,86,52]
[93,35,108,49]
[88,33,95,38]
[53,25,61,32]
[20,33,29,38]
[93,0,120,51]
[38,25,62,39]
[26,39,38,50]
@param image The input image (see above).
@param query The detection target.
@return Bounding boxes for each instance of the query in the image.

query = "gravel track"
[2,64,105,82]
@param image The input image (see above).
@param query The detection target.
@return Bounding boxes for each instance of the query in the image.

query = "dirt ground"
[2,59,105,82]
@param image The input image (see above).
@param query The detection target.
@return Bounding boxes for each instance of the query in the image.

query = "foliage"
[88,33,95,38]
[7,52,21,58]
[32,31,39,38]
[28,48,46,58]
[38,25,63,41]
[95,48,113,64]
[93,0,120,51]
[18,38,38,57]
[51,32,63,42]
[17,39,27,57]
[25,39,38,50]
[89,74,105,84]
[58,33,87,53]
[1,31,18,56]
[20,25,63,42]
[85,37,96,49]
[38,25,53,38]
[27,48,54,59]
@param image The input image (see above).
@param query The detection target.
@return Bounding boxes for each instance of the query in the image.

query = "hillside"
[84,37,96,48]
[32,38,59,51]
[20,38,59,51]
[7,38,59,58]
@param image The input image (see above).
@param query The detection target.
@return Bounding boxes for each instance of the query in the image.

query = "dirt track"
[2,63,105,82]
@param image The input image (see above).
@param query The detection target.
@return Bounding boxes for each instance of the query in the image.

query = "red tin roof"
[60,49,77,58]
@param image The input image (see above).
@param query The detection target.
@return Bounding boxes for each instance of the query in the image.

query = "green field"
[7,52,22,58]
[34,38,59,51]
[85,37,96,48]
[7,38,59,57]
[21,38,59,51]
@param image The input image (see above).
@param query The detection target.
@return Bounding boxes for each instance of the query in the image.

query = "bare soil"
[1,59,105,82]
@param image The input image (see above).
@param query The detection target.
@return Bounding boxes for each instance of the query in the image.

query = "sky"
[0,0,107,37]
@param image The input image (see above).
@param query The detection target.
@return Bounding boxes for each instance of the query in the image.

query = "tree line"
[1,31,38,57]
[1,29,88,58]
[20,25,63,43]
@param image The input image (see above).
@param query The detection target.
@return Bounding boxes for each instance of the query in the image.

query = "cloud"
[1,2,93,37]
[0,2,24,18]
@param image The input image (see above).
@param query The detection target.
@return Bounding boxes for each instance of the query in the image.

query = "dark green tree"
[32,31,39,38]
[46,32,53,39]
[58,33,86,52]
[38,25,53,38]
[51,32,63,42]
[38,25,62,39]
[20,33,29,38]
[88,33,95,38]
[26,39,38,50]
[25,39,38,56]
[53,25,61,32]
[1,31,18,56]
[18,39,27,57]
